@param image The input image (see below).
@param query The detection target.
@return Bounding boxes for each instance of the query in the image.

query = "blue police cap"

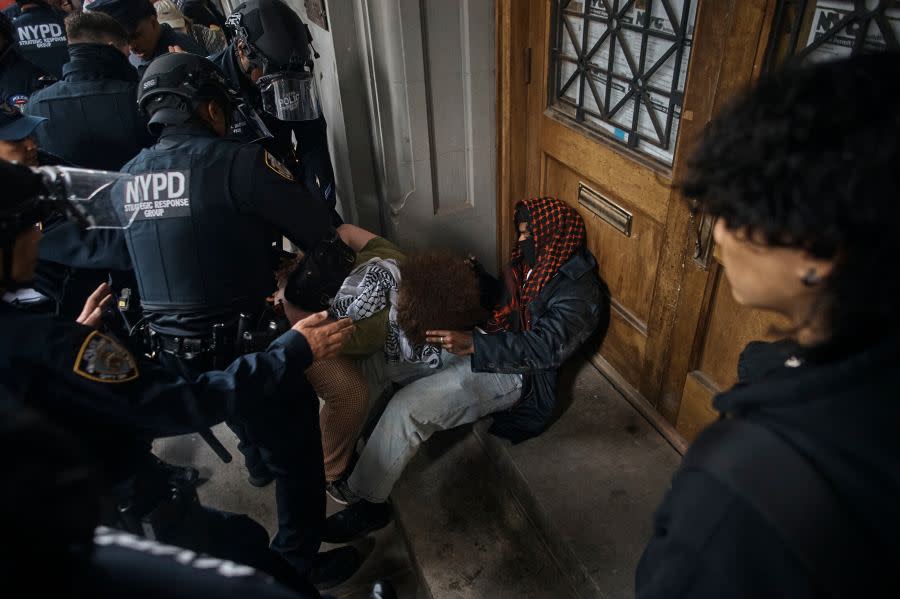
[0,101,46,141]
[84,0,155,34]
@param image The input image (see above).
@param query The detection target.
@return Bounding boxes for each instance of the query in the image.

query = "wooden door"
[500,0,779,445]
[663,0,900,441]
[500,0,900,444]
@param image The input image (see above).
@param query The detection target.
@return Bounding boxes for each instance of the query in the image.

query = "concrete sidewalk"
[155,355,681,598]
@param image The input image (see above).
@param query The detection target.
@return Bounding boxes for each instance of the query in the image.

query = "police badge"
[264,151,296,182]
[73,331,139,383]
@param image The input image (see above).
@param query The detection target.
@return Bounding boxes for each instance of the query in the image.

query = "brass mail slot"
[578,182,632,237]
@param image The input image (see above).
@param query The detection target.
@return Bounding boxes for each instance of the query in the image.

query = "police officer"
[24,11,153,319]
[11,0,68,78]
[0,11,48,112]
[0,103,51,312]
[0,158,355,596]
[0,99,46,167]
[86,0,204,75]
[26,10,154,170]
[0,102,122,319]
[122,52,360,587]
[1,406,317,598]
[212,0,340,224]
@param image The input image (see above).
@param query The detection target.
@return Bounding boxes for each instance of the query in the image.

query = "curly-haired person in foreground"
[322,198,611,541]
[274,224,488,496]
[636,53,900,598]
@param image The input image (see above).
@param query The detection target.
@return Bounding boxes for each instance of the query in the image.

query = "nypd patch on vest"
[73,331,139,384]
[264,151,295,182]
[16,23,66,49]
[123,170,192,221]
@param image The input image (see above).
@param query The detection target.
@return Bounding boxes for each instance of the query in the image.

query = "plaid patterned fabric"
[488,197,586,332]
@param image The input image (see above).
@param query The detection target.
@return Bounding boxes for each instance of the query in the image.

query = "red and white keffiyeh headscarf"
[487,197,586,332]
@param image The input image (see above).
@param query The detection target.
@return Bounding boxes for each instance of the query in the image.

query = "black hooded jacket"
[471,249,610,443]
[636,337,900,598]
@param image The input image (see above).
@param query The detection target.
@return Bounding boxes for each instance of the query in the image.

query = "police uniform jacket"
[129,23,205,76]
[12,4,67,78]
[0,300,316,483]
[120,122,333,336]
[635,337,900,598]
[210,44,342,225]
[24,50,145,314]
[33,213,133,318]
[27,42,155,170]
[0,44,47,112]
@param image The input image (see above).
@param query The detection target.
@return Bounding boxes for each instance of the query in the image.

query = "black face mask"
[519,238,536,268]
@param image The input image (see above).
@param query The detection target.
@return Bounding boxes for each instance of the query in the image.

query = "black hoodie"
[636,336,900,598]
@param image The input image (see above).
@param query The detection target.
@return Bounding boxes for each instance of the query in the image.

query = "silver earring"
[801,268,820,287]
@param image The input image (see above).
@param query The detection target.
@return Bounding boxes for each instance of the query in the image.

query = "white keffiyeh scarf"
[328,257,442,368]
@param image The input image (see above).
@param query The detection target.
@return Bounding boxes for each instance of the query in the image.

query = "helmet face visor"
[37,167,138,230]
[258,72,321,122]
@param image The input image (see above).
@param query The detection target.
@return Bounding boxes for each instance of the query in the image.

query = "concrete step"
[391,358,681,599]
[392,426,578,598]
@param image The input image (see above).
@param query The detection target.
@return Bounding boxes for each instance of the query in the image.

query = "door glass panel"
[548,0,699,166]
[764,0,900,71]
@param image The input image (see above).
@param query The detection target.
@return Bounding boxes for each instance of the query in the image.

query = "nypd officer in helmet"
[122,52,360,588]
[211,0,340,224]
[0,158,364,596]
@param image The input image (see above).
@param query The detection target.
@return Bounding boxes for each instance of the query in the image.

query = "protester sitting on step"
[273,223,488,500]
[635,53,900,598]
[322,197,610,539]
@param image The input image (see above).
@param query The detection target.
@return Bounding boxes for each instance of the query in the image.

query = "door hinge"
[525,47,532,85]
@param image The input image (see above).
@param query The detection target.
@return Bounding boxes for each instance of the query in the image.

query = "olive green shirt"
[341,236,406,357]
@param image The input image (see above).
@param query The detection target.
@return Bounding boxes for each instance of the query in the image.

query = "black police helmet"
[228,0,312,71]
[137,52,236,134]
[283,234,356,312]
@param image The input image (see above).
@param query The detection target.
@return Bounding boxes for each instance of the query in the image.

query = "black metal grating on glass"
[548,0,696,166]
[763,0,900,72]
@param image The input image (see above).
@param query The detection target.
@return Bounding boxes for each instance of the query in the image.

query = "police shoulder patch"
[264,151,295,182]
[73,331,139,384]
[7,95,28,113]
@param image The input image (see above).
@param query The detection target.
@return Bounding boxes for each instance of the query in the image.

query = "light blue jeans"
[348,353,523,502]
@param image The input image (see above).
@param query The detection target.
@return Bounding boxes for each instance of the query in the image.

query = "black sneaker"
[309,545,362,590]
[325,478,359,505]
[323,500,392,544]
